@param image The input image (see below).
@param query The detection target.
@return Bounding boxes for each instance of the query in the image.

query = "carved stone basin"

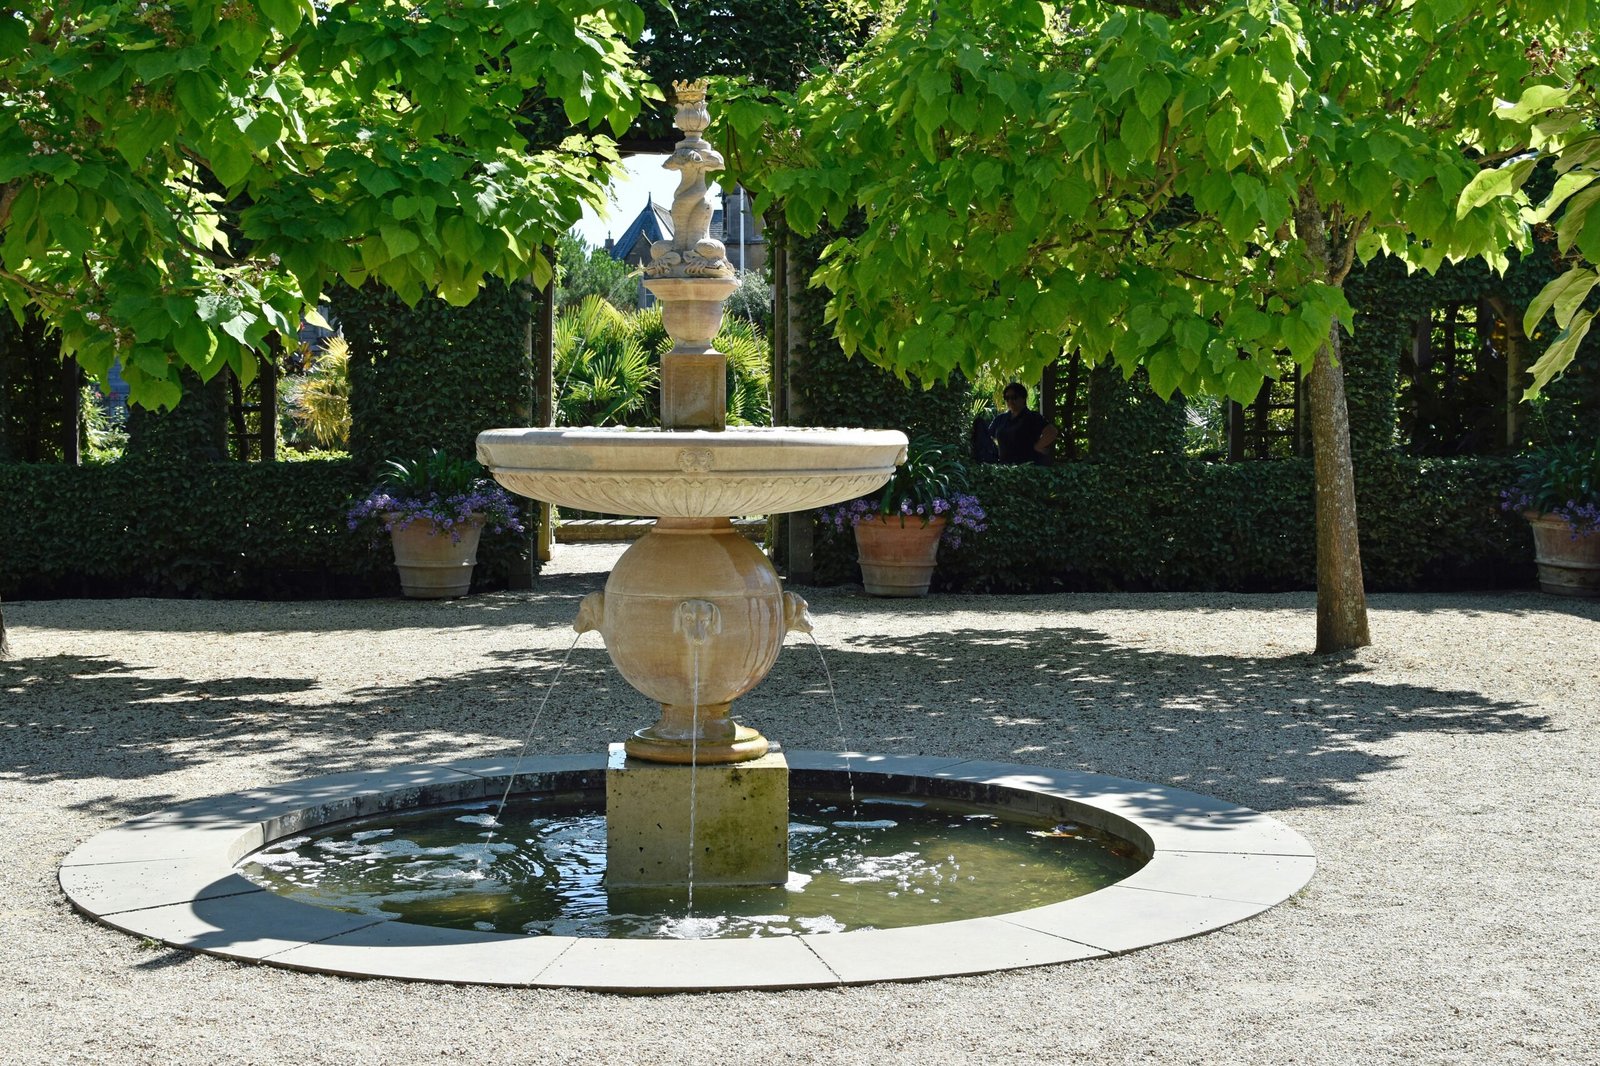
[476,426,908,518]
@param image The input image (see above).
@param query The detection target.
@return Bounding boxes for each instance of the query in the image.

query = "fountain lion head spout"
[478,82,906,767]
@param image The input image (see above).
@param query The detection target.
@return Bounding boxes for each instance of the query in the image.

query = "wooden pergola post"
[536,269,556,564]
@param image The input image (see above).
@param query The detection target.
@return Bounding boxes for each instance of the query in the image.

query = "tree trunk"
[1297,195,1372,654]
[1306,323,1371,652]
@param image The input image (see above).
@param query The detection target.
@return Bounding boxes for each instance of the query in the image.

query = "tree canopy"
[0,1,652,409]
[1476,81,1600,397]
[725,0,1591,402]
[723,0,1600,652]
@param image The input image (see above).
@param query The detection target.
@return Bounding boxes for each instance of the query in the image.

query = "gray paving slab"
[801,916,1105,984]
[1120,850,1317,905]
[1003,885,1272,954]
[531,933,842,991]
[445,753,607,779]
[61,817,266,866]
[245,765,493,826]
[59,858,260,915]
[1107,803,1317,856]
[269,922,575,985]
[94,891,389,960]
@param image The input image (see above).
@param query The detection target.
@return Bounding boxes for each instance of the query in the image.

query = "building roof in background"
[609,197,675,261]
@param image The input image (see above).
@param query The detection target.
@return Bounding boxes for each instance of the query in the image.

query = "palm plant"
[554,296,659,427]
[288,336,351,449]
[715,315,772,426]
[552,295,774,429]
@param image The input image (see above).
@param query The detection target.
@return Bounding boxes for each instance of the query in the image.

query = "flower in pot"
[348,450,525,599]
[1501,438,1600,597]
[822,439,987,597]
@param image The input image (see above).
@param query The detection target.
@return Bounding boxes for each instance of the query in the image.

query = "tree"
[0,1,652,410]
[1474,82,1600,397]
[726,0,1597,653]
[554,232,638,310]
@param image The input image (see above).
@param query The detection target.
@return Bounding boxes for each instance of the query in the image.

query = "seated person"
[990,382,1058,465]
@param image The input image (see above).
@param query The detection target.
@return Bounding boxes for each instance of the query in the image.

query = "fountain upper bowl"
[476,426,908,517]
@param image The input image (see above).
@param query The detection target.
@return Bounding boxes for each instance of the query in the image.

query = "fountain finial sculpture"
[646,80,734,283]
[645,79,741,431]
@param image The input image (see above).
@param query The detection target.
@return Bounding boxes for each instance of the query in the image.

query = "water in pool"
[239,791,1145,939]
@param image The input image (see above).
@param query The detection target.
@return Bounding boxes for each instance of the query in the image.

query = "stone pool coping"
[58,753,1315,992]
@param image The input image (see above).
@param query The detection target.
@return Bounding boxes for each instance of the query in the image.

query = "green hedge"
[0,456,537,600]
[0,457,377,598]
[809,456,1531,593]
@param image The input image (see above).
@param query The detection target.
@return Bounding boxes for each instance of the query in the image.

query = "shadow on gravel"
[1,642,624,819]
[745,624,1551,815]
[6,623,1548,822]
[2,580,603,637]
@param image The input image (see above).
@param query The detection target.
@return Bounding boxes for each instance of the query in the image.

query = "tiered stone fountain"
[57,83,1317,991]
[476,81,906,888]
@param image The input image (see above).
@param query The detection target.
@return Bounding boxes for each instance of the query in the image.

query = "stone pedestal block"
[604,743,789,887]
[660,352,728,431]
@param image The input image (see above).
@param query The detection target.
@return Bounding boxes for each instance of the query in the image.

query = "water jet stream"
[484,630,586,842]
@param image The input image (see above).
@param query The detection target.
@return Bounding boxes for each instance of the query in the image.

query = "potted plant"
[822,439,987,597]
[1502,438,1600,597]
[348,450,525,599]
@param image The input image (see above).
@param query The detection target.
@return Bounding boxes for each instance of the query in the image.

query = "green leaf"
[1525,308,1593,398]
[1135,72,1170,119]
[1496,84,1570,123]
[175,71,221,123]
[1554,184,1600,252]
[1525,265,1595,335]
[1552,268,1600,329]
[1146,350,1184,398]
[358,166,404,198]
[1222,359,1266,404]
[1455,158,1534,219]
[244,113,283,151]
[1525,171,1596,225]
[1119,106,1158,161]
[381,223,420,259]
[209,141,253,190]
[257,0,307,34]
[114,111,170,169]
[0,11,25,56]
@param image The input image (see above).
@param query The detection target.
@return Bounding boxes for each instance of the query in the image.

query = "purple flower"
[818,490,987,548]
[347,480,525,543]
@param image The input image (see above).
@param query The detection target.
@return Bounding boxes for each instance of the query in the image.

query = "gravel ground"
[3,543,1598,1066]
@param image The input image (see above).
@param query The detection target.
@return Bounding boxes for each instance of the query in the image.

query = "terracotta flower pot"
[853,514,948,597]
[387,514,486,599]
[1524,512,1600,597]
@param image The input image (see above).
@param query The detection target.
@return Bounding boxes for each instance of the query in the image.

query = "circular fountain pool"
[238,790,1146,940]
[59,753,1315,991]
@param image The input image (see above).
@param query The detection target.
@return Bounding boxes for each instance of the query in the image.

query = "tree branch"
[1329,214,1369,285]
[0,181,20,234]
